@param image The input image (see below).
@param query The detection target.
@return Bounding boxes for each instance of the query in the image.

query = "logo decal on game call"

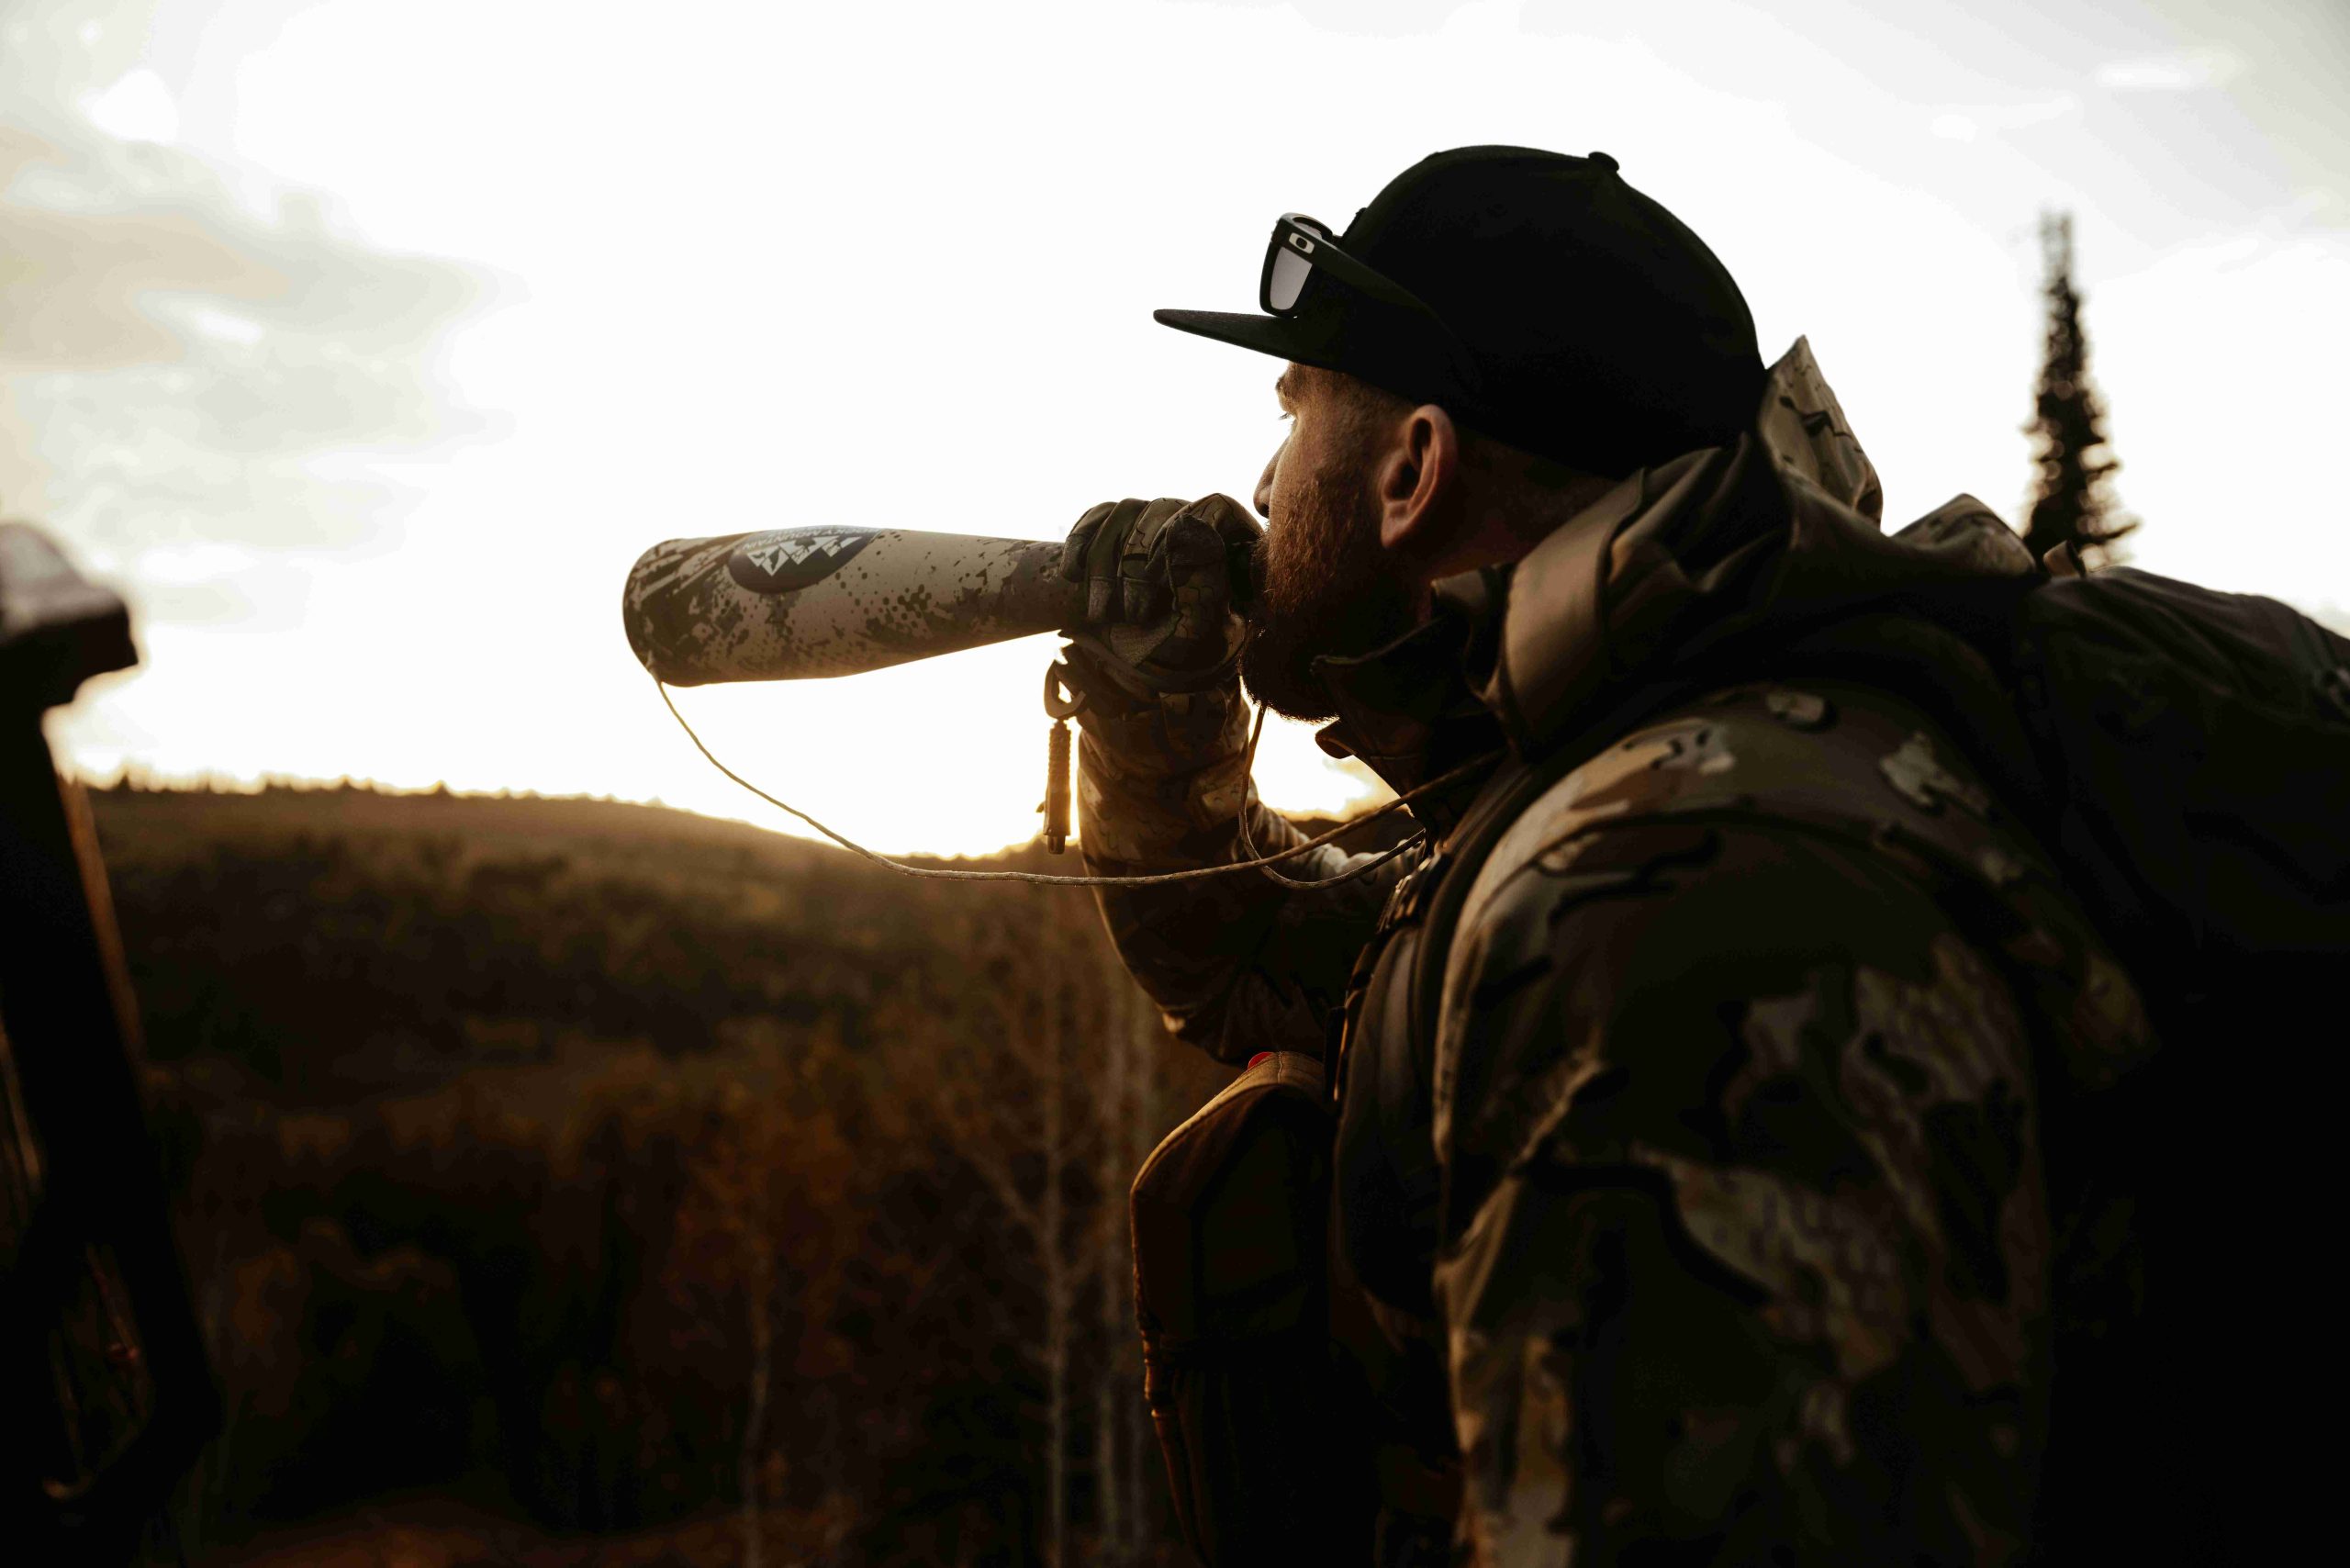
[726,529,878,593]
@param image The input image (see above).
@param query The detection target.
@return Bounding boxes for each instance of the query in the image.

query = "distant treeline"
[93,782,1237,1566]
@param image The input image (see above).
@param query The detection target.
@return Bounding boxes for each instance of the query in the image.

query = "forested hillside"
[89,782,1245,1566]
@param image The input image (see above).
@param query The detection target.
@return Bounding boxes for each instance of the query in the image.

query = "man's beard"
[1240,465,1424,722]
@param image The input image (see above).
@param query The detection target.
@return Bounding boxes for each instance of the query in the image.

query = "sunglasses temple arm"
[1267,229,1490,399]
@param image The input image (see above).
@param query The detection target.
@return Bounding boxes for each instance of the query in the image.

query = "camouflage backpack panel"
[1425,680,2154,1566]
[2008,566,2350,1019]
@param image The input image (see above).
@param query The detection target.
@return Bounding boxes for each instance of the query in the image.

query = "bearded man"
[1056,147,2181,1566]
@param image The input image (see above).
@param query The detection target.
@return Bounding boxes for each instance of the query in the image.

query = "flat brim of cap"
[1153,308,1324,365]
[1155,307,1442,405]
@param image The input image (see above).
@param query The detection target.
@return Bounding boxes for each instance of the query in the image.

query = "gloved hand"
[1059,495,1261,698]
[1055,496,1262,865]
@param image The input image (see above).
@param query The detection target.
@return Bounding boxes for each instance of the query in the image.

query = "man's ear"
[1376,404,1462,562]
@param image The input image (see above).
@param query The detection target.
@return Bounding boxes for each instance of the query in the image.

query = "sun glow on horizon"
[8,0,2346,855]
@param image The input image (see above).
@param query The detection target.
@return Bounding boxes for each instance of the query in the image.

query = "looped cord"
[1231,699,1432,889]
[655,678,1494,890]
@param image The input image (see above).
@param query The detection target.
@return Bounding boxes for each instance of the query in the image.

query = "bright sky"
[5,0,2344,854]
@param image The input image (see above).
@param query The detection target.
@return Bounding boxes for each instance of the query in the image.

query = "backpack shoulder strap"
[1391,681,1692,1067]
[1400,769,1525,1075]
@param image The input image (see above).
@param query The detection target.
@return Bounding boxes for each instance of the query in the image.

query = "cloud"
[81,65,179,143]
[1,5,504,564]
[2096,46,2244,93]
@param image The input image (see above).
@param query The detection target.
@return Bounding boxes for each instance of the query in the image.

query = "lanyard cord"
[1230,699,1435,890]
[655,677,1494,890]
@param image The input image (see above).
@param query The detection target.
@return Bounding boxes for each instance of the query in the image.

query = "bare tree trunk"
[742,1295,772,1568]
[1042,955,1069,1568]
[934,907,1121,1568]
[1095,969,1133,1567]
[1125,982,1168,1545]
[818,1382,847,1567]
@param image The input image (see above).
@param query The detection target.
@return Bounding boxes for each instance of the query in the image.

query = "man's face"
[1241,365,1424,722]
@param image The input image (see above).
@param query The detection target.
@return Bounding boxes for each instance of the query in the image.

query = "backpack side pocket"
[1131,1051,1353,1565]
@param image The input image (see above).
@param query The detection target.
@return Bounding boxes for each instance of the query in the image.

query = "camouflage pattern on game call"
[623,525,1095,850]
[622,527,1082,686]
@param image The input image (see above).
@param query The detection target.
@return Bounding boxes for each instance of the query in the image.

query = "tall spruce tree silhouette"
[2024,212,2137,569]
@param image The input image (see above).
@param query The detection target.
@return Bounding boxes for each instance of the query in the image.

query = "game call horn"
[622,527,1085,686]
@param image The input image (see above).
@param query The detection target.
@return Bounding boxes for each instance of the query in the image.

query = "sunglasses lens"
[1265,218,1325,312]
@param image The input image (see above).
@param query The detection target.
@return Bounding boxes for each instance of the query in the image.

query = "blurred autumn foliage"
[89,781,1231,1566]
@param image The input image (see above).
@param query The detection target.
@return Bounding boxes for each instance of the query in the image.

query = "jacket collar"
[1302,338,2039,820]
[1309,608,1501,837]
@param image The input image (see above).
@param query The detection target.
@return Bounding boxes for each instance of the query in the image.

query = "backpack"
[2003,567,2350,1032]
[1385,565,2350,1552]
[1410,565,2350,1058]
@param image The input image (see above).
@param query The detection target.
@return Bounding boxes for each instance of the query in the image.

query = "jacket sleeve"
[1074,680,1409,1065]
[1431,815,2053,1565]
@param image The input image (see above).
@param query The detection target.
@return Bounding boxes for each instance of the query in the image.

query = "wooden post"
[0,521,219,1561]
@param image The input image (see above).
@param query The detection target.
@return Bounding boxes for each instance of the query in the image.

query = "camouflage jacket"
[1080,342,2160,1565]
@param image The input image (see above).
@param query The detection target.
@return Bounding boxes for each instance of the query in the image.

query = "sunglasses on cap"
[1259,213,1483,392]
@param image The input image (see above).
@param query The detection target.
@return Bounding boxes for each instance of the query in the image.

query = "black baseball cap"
[1155,145,1765,477]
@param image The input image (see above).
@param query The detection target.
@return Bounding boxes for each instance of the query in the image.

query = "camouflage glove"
[1060,496,1259,698]
[1056,497,1261,863]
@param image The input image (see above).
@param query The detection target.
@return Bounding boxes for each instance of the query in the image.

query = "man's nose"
[1253,449,1280,520]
